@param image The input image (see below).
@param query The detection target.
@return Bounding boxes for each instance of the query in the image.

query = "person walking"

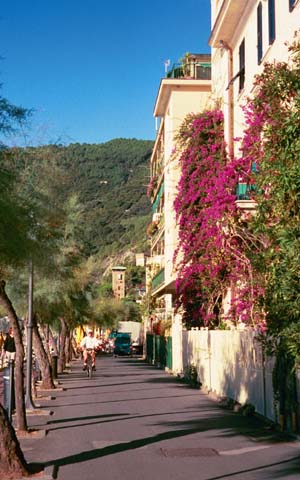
[1,326,16,411]
[2,327,16,363]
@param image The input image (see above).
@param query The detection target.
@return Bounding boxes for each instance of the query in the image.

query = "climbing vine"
[174,37,300,334]
[243,37,300,337]
[173,110,262,328]
[174,36,300,426]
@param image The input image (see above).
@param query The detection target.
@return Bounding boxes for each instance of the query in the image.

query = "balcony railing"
[236,182,250,200]
[151,268,165,291]
[236,162,258,200]
[166,62,211,80]
[152,181,164,212]
[151,219,164,246]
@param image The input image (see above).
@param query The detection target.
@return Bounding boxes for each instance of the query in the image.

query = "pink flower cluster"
[174,109,260,327]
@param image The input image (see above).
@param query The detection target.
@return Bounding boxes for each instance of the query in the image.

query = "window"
[257,2,263,64]
[239,39,245,91]
[268,0,276,44]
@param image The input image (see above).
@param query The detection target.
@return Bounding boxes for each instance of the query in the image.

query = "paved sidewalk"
[19,355,300,480]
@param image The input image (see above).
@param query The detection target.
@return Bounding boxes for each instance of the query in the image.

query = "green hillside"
[61,138,153,256]
[20,138,153,259]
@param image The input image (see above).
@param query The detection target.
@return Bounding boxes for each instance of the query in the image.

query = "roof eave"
[209,0,248,48]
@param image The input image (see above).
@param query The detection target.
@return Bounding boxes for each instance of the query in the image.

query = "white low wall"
[172,325,275,421]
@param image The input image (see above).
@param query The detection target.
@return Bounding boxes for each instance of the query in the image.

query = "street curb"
[20,473,53,480]
[25,409,53,416]
[17,428,47,440]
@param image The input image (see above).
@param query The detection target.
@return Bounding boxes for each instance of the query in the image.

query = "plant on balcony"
[146,221,158,237]
[179,52,192,77]
[147,175,158,197]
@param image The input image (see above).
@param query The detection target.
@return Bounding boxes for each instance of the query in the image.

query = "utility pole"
[25,259,35,409]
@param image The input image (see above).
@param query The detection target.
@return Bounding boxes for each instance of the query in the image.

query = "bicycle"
[85,348,95,378]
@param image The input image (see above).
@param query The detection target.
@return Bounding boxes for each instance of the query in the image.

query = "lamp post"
[25,259,35,409]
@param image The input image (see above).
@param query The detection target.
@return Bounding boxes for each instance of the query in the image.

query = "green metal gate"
[146,333,172,371]
[166,336,172,370]
[146,333,154,364]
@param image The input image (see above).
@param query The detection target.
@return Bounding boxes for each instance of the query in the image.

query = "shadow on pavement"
[146,376,183,384]
[64,380,146,390]
[204,456,300,479]
[31,358,300,479]
[38,428,205,476]
[45,405,215,432]
[35,424,300,480]
[47,412,128,425]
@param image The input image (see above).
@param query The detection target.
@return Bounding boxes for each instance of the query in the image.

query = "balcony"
[235,182,257,214]
[167,61,211,80]
[236,182,250,200]
[151,220,164,250]
[151,268,165,291]
[236,162,258,200]
[152,181,164,211]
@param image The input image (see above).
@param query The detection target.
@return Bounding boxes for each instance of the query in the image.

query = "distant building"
[112,266,126,299]
[135,253,147,267]
[147,52,212,326]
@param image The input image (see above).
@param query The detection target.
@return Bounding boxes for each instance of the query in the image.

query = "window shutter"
[239,39,245,92]
[268,0,276,44]
[257,2,263,64]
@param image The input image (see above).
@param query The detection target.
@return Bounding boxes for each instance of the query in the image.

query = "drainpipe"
[220,40,234,161]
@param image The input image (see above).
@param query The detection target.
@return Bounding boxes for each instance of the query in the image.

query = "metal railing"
[166,62,211,80]
[236,182,257,200]
[151,268,165,291]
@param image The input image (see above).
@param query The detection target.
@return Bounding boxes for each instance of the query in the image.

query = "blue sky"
[0,0,211,146]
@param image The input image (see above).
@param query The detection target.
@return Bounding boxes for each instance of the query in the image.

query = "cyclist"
[80,328,99,371]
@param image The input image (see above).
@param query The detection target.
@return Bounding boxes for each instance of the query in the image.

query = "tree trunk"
[57,318,67,374]
[71,335,79,359]
[64,325,71,365]
[0,280,27,432]
[0,403,30,478]
[32,316,55,390]
[48,326,59,356]
[39,323,51,363]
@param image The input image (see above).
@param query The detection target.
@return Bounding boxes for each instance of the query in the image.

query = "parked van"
[113,332,131,356]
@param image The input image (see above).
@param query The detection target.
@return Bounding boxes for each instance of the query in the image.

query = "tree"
[241,37,300,427]
[0,405,30,479]
[92,297,125,329]
[0,92,33,477]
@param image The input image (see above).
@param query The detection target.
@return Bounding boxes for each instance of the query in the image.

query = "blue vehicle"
[113,333,131,356]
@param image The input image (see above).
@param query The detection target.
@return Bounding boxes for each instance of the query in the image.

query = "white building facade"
[210,0,300,156]
[147,55,212,331]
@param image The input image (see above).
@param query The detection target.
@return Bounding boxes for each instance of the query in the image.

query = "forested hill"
[63,138,153,256]
[31,138,153,258]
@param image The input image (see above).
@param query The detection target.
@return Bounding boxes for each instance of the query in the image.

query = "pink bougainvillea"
[173,38,300,388]
[174,109,262,328]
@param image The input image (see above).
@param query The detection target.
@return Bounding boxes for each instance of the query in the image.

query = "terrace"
[166,53,211,80]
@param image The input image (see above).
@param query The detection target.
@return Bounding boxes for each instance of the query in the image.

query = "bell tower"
[112,266,126,299]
